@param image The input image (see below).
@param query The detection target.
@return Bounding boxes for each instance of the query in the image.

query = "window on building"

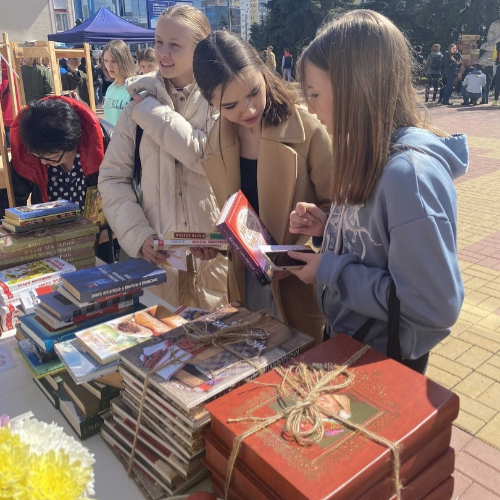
[55,12,70,31]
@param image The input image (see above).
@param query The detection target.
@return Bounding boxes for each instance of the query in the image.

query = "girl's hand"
[141,235,168,265]
[289,202,328,237]
[191,247,219,261]
[131,93,146,103]
[288,251,323,284]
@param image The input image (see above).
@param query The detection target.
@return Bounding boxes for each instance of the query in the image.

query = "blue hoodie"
[316,127,468,359]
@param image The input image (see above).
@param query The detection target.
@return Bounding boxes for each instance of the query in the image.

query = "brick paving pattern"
[425,98,500,498]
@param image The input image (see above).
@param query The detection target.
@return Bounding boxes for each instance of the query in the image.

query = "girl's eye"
[309,94,319,100]
[223,104,236,110]
[170,43,179,48]
[155,40,163,46]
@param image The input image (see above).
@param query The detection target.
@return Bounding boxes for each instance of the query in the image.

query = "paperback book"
[216,190,275,286]
[62,258,167,302]
[17,339,65,377]
[5,200,80,221]
[2,215,79,234]
[4,209,79,227]
[75,305,186,365]
[55,338,122,385]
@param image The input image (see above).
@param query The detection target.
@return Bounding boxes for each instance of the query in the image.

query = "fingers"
[191,247,219,261]
[132,93,146,103]
[288,250,314,263]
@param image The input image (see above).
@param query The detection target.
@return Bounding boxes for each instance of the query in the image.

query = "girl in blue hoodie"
[288,10,468,374]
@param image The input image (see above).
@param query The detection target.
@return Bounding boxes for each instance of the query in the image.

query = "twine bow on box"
[224,344,403,500]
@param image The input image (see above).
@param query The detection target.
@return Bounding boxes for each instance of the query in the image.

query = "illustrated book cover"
[5,200,80,220]
[119,303,314,416]
[216,190,275,286]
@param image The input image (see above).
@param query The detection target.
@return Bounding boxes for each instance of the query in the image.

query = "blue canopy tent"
[48,7,155,44]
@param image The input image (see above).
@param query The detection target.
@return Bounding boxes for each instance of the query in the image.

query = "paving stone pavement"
[423,97,500,498]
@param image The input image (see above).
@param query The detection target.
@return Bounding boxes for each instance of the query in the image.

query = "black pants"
[425,76,441,101]
[401,352,429,374]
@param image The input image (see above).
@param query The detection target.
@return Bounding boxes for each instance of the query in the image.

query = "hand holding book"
[190,247,219,261]
[141,235,169,265]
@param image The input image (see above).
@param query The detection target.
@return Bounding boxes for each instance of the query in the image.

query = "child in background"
[288,10,467,373]
[136,48,158,75]
[102,40,136,125]
[99,5,228,310]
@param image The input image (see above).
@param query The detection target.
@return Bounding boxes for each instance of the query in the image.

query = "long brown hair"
[193,30,298,127]
[299,10,442,206]
[102,40,136,81]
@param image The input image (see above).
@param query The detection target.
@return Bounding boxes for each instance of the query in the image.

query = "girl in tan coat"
[192,31,333,343]
[98,6,228,310]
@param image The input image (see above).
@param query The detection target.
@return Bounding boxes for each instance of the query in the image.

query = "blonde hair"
[431,44,441,52]
[102,40,136,81]
[299,10,444,206]
[159,4,211,45]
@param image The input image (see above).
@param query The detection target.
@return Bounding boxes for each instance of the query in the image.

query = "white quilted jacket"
[98,73,228,310]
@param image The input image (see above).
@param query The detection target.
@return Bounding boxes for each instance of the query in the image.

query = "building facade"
[0,0,76,42]
[201,0,241,33]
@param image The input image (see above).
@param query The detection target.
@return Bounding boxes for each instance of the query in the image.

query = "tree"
[250,0,355,61]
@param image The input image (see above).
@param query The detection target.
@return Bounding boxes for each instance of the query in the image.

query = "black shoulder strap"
[352,280,402,362]
[134,125,144,187]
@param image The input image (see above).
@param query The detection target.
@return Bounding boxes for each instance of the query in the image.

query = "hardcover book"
[56,386,104,440]
[43,287,141,319]
[2,215,79,233]
[0,258,75,298]
[205,334,460,500]
[75,305,185,364]
[119,303,314,416]
[216,190,275,286]
[37,297,139,330]
[55,338,122,385]
[19,302,146,353]
[33,376,60,408]
[62,258,166,302]
[59,371,103,418]
[4,209,79,226]
[0,217,98,254]
[82,380,121,400]
[5,200,80,220]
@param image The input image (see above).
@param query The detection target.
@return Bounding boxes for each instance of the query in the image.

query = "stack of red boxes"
[204,334,460,500]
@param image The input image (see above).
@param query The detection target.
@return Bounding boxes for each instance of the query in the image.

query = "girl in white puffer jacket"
[98,5,228,310]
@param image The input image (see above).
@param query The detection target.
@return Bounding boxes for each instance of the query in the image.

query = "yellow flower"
[0,427,30,500]
[24,449,92,500]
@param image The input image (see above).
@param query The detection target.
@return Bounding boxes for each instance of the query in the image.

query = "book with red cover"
[208,447,454,500]
[202,425,452,500]
[205,334,460,500]
[216,190,275,286]
[422,477,454,500]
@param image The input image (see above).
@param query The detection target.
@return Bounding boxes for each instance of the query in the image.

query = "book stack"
[458,35,481,77]
[1,200,80,234]
[0,257,76,336]
[154,232,228,251]
[100,303,315,499]
[19,258,167,378]
[33,369,123,440]
[203,334,460,500]
[0,215,99,272]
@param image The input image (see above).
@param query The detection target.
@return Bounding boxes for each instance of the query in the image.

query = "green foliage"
[249,0,500,62]
[249,0,355,64]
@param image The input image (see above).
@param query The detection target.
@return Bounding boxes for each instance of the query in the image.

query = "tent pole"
[83,43,96,113]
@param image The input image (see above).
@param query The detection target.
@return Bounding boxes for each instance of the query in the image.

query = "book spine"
[217,223,271,286]
[83,275,165,302]
[69,299,137,324]
[14,211,79,227]
[43,332,77,354]
[78,414,104,440]
[11,204,79,221]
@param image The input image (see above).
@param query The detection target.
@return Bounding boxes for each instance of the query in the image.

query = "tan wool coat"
[202,105,333,343]
[98,74,228,310]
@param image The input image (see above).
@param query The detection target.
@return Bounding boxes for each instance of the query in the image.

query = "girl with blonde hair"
[99,5,228,310]
[288,10,468,373]
[102,39,136,125]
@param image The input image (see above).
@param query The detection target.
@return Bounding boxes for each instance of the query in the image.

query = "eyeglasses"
[24,146,65,164]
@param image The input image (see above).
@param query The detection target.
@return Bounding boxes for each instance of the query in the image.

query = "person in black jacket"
[61,58,91,106]
[442,44,462,105]
[425,44,443,102]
